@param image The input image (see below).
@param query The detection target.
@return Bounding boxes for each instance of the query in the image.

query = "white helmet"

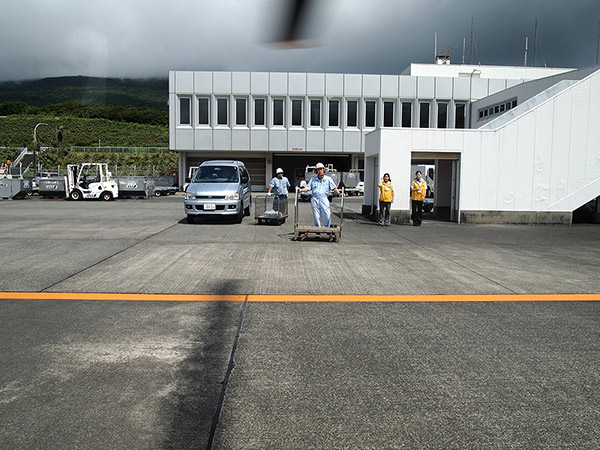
[276,167,284,174]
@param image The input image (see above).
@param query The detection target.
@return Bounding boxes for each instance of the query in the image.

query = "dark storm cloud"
[0,0,597,81]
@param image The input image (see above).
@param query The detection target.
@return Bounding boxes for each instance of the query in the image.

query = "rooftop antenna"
[524,37,528,66]
[533,19,548,67]
[534,19,538,66]
[462,37,466,64]
[434,32,438,62]
[596,20,600,64]
[469,16,474,64]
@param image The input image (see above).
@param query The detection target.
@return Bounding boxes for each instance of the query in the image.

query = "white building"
[169,63,600,223]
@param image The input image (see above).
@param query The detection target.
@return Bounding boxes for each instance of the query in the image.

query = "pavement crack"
[207,295,248,450]
[40,223,179,292]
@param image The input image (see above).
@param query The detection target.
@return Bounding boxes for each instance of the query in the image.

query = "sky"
[0,0,598,81]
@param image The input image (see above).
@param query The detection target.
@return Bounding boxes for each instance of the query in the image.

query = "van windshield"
[193,166,239,183]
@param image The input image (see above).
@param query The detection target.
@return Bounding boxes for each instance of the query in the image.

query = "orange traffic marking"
[0,292,599,302]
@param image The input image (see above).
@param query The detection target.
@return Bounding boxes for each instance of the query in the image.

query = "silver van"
[184,160,252,223]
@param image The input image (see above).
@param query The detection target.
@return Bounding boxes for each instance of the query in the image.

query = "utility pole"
[33,123,48,176]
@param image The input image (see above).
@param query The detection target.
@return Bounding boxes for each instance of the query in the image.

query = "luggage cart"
[255,194,288,225]
[293,187,344,242]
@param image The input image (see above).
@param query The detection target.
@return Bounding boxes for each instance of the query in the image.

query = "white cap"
[276,167,283,174]
[315,163,325,169]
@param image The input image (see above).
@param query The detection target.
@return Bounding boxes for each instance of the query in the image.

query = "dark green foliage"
[0,76,174,174]
[0,76,168,110]
[0,116,168,148]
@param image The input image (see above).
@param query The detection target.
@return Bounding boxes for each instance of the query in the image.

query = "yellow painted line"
[248,294,600,302]
[0,292,599,302]
[0,292,245,302]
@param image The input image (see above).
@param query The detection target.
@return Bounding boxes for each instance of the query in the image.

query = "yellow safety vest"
[411,179,427,201]
[379,181,393,202]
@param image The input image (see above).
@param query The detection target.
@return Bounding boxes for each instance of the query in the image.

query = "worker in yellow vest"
[410,170,427,226]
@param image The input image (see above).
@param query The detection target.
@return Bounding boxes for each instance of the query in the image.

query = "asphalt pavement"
[1,193,599,449]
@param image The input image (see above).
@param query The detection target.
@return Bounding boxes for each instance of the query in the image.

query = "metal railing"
[70,146,170,154]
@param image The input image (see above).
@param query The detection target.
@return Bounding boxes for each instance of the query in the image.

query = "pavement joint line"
[39,222,180,293]
[207,294,248,450]
[1,292,600,302]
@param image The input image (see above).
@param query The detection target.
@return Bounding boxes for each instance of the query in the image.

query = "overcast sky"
[0,0,598,81]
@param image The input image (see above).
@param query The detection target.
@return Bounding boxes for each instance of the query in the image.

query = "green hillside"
[0,115,168,148]
[0,76,174,173]
[0,76,168,110]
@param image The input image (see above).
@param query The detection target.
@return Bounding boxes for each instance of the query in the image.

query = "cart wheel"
[293,232,299,241]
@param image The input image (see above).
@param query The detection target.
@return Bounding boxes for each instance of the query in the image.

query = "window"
[401,102,412,127]
[419,102,430,128]
[198,98,209,125]
[383,101,394,127]
[310,99,321,127]
[347,100,358,127]
[179,97,191,125]
[217,98,228,125]
[437,102,448,128]
[365,100,376,127]
[292,99,303,126]
[273,99,284,126]
[235,98,247,126]
[254,99,265,126]
[455,103,466,128]
[329,100,339,127]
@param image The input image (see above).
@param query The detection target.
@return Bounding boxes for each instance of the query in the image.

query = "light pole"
[468,69,481,128]
[33,122,48,176]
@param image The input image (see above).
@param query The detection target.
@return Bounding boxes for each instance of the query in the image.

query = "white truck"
[66,163,118,201]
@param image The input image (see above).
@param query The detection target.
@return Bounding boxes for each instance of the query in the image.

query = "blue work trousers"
[311,196,331,227]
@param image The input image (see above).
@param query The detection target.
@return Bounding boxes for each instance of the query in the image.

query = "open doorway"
[411,153,460,222]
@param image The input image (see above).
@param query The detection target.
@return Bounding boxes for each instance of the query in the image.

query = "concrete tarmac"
[0,194,599,449]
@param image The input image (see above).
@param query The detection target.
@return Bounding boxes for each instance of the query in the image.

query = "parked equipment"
[152,176,178,196]
[0,164,32,199]
[115,176,155,199]
[255,195,288,225]
[293,187,344,242]
[38,177,67,198]
[66,163,118,200]
[0,178,32,199]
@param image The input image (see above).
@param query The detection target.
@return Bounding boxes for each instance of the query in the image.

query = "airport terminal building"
[169,62,600,223]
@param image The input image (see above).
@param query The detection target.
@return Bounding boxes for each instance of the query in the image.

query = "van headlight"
[185,193,196,200]
[224,193,239,200]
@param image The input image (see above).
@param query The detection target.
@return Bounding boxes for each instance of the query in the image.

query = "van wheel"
[236,205,244,223]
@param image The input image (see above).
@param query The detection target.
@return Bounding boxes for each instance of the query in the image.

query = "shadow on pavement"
[162,280,245,449]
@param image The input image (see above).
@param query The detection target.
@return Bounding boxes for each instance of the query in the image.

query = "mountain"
[0,76,168,110]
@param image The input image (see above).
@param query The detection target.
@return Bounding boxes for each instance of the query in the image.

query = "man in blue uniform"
[300,162,340,227]
[267,167,290,211]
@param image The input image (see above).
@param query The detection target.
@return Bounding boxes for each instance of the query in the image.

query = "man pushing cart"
[295,162,344,242]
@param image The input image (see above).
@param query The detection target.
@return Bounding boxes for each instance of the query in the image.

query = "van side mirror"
[185,177,191,183]
[242,176,249,183]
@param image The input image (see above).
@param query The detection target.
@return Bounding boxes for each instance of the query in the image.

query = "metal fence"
[70,146,170,154]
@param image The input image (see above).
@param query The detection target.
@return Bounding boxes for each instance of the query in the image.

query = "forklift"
[66,163,118,201]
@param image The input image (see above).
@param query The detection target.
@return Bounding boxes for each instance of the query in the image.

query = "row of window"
[478,99,518,120]
[179,97,468,129]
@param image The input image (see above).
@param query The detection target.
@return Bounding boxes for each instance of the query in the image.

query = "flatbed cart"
[293,187,344,242]
[255,194,288,225]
